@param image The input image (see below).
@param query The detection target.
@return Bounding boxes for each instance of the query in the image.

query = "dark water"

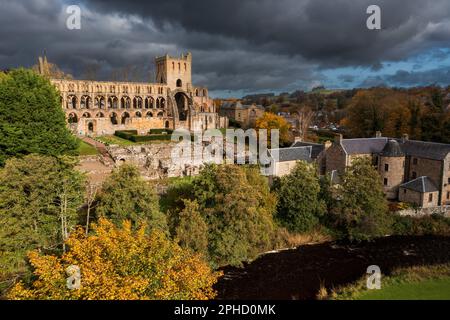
[215,235,450,299]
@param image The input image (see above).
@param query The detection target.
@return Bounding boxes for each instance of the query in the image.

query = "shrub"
[392,214,450,236]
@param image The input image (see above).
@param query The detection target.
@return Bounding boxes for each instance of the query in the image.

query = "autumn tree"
[256,112,292,147]
[345,88,412,138]
[95,164,167,232]
[0,155,84,293]
[275,161,326,233]
[330,158,390,241]
[0,69,78,166]
[7,218,220,300]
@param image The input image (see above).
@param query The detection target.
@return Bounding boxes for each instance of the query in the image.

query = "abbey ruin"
[38,53,228,136]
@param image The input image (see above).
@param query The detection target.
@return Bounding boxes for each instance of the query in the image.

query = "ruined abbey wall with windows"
[40,53,228,135]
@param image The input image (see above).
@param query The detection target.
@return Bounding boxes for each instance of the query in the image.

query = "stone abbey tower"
[38,53,228,136]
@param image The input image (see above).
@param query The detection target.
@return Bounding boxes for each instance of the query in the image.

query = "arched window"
[176,79,182,88]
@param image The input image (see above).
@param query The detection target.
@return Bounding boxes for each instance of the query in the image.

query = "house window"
[447,191,450,199]
[383,178,388,186]
[404,189,407,194]
[384,163,389,172]
[428,193,433,203]
[413,158,418,165]
[374,156,378,166]
[448,177,450,184]
[412,171,417,179]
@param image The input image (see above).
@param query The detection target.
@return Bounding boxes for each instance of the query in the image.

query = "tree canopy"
[95,164,167,232]
[330,157,390,241]
[7,218,220,300]
[0,154,85,291]
[167,164,277,267]
[256,112,292,147]
[275,161,326,233]
[0,69,78,166]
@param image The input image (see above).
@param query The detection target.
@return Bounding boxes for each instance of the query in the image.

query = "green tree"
[0,154,84,293]
[0,69,78,166]
[95,164,167,232]
[331,158,390,241]
[275,161,326,233]
[175,199,209,256]
[176,164,277,267]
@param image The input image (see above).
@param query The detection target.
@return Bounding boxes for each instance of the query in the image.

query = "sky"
[1,0,450,98]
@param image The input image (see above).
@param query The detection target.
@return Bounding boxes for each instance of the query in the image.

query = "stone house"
[322,132,450,207]
[266,140,325,177]
[219,101,265,128]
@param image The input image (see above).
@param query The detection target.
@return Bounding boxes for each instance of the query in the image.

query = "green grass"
[328,264,450,300]
[77,140,99,155]
[356,277,450,300]
[96,135,136,146]
[97,135,174,146]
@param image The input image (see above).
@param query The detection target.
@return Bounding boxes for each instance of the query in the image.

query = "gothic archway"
[175,92,189,121]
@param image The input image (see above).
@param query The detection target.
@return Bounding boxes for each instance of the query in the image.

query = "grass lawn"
[97,135,173,146]
[329,264,450,300]
[357,277,450,300]
[96,135,136,146]
[77,140,99,155]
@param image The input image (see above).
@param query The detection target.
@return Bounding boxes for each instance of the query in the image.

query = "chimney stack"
[402,133,409,143]
[375,131,382,138]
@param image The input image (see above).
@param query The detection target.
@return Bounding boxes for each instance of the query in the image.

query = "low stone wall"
[397,206,450,217]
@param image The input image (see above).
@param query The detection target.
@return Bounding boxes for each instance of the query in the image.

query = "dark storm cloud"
[85,0,450,66]
[386,68,450,87]
[1,0,450,94]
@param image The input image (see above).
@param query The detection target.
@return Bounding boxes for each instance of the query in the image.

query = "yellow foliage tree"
[7,218,220,300]
[255,112,292,147]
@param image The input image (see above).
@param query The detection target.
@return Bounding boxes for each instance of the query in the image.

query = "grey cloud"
[1,0,450,94]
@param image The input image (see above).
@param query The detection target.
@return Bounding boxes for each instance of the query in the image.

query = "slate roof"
[340,137,388,155]
[269,146,312,162]
[380,139,404,157]
[396,139,450,161]
[291,141,325,159]
[338,137,450,161]
[400,176,439,193]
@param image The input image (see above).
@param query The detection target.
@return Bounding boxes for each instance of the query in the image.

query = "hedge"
[149,128,173,135]
[115,129,193,142]
[130,134,172,142]
[115,130,137,140]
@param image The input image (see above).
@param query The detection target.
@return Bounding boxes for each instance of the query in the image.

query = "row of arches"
[67,111,165,124]
[65,95,166,110]
[55,81,166,95]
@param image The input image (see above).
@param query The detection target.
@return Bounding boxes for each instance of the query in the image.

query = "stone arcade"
[38,53,228,136]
